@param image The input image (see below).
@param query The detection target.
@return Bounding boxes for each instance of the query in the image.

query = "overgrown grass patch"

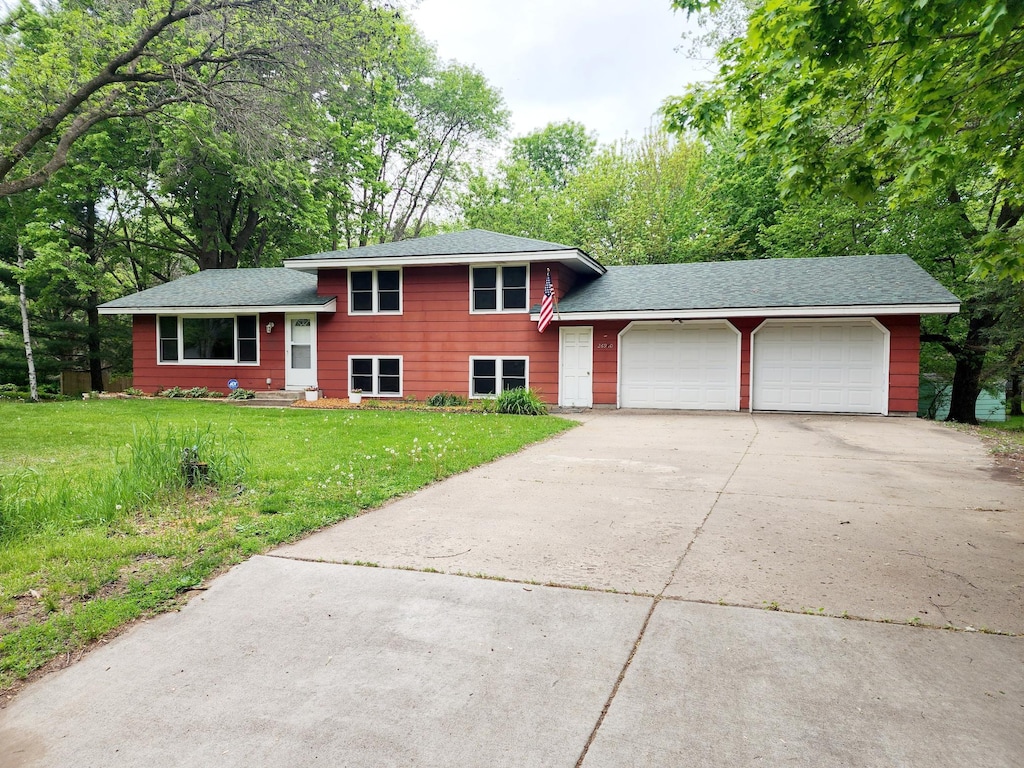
[0,400,574,693]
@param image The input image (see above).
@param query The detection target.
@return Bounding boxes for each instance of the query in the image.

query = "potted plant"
[349,388,362,405]
[304,384,320,402]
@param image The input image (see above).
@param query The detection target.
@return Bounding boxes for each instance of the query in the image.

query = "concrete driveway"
[1,413,1022,767]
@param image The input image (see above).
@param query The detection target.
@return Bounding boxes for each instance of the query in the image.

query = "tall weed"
[0,422,248,542]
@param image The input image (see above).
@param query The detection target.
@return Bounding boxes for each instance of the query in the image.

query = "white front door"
[560,326,593,407]
[285,314,317,390]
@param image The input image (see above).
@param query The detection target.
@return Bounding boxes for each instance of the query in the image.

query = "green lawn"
[0,399,574,693]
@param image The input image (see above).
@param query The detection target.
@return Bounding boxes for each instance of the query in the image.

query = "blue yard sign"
[227,379,239,391]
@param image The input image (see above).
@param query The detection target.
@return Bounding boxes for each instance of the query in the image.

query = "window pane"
[351,292,373,312]
[473,288,496,311]
[183,318,233,360]
[237,315,257,339]
[379,358,400,376]
[377,270,400,291]
[352,358,373,376]
[502,287,527,309]
[378,290,400,312]
[502,266,526,288]
[501,358,527,392]
[159,316,177,338]
[352,374,374,392]
[472,359,497,396]
[378,375,400,394]
[351,272,373,312]
[238,340,257,363]
[291,345,311,369]
[351,272,373,291]
[160,339,178,362]
[473,267,496,289]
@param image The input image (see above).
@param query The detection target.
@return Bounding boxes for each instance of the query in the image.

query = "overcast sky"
[406,0,714,146]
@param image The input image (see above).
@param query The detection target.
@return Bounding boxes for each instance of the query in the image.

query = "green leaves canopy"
[664,0,1024,277]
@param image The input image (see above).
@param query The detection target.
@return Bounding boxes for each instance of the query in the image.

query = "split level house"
[99,229,960,415]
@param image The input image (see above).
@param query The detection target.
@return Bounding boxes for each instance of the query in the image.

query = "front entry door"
[285,314,317,390]
[560,326,593,407]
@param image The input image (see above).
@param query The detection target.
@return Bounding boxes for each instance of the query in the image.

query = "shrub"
[123,387,145,397]
[183,387,210,398]
[495,387,547,415]
[427,391,468,407]
[158,386,186,398]
[227,388,256,400]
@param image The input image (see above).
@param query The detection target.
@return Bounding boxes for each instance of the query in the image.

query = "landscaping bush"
[495,387,547,415]
[227,388,256,400]
[123,387,145,397]
[427,391,468,407]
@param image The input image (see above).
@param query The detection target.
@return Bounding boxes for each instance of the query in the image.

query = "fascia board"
[529,303,961,322]
[283,250,606,275]
[98,299,338,315]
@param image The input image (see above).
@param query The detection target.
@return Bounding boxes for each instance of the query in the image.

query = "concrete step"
[230,390,301,407]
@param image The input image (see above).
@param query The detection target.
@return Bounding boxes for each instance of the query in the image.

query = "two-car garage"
[617,319,889,414]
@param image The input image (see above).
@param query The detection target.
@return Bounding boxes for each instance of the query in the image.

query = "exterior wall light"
[265,321,275,334]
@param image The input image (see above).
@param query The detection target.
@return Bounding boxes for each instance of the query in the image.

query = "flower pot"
[305,389,319,402]
[349,392,362,405]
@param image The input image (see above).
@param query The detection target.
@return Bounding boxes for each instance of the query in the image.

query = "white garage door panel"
[752,321,886,414]
[621,324,739,410]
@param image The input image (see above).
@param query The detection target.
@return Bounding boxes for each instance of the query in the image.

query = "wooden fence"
[60,371,134,397]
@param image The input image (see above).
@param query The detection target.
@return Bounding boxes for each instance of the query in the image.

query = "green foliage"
[495,387,548,416]
[665,0,1024,278]
[510,121,597,190]
[227,388,256,400]
[427,391,469,407]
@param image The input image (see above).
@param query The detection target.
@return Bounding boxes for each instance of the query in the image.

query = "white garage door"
[620,322,739,410]
[752,321,887,414]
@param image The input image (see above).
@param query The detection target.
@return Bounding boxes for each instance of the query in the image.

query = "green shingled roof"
[99,268,331,311]
[550,255,959,313]
[287,229,582,261]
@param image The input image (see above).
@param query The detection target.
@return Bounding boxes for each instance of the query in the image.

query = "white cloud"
[407,0,713,145]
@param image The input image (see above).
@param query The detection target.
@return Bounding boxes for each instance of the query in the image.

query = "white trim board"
[531,304,959,323]
[99,300,338,316]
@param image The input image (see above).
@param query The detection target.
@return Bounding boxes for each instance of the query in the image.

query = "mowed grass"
[0,399,574,693]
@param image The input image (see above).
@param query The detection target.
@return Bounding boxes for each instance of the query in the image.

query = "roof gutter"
[98,299,338,316]
[529,303,961,322]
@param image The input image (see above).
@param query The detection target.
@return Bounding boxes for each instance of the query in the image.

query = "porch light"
[265,321,275,334]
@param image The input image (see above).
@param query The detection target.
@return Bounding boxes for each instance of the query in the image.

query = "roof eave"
[98,299,338,316]
[529,303,961,322]
[284,249,606,276]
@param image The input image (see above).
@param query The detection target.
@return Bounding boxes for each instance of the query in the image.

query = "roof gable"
[284,229,605,275]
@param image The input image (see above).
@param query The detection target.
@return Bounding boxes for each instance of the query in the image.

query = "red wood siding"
[564,315,922,413]
[315,265,563,401]
[878,314,920,414]
[130,313,287,394]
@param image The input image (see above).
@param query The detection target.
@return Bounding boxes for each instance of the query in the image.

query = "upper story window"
[349,268,402,314]
[471,265,528,313]
[158,315,258,365]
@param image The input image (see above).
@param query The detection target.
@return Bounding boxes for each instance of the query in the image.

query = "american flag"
[538,269,554,333]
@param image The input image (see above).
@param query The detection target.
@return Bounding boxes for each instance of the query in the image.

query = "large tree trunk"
[16,242,39,402]
[1009,372,1022,417]
[945,314,990,424]
[83,198,104,391]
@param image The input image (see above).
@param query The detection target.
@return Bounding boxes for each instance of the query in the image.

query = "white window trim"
[156,314,260,366]
[468,355,530,398]
[469,263,530,314]
[347,268,404,316]
[347,355,404,398]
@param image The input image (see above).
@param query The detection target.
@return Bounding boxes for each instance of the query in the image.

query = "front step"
[231,390,302,407]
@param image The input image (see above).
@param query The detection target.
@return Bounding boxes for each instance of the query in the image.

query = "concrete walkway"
[1,413,1022,767]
